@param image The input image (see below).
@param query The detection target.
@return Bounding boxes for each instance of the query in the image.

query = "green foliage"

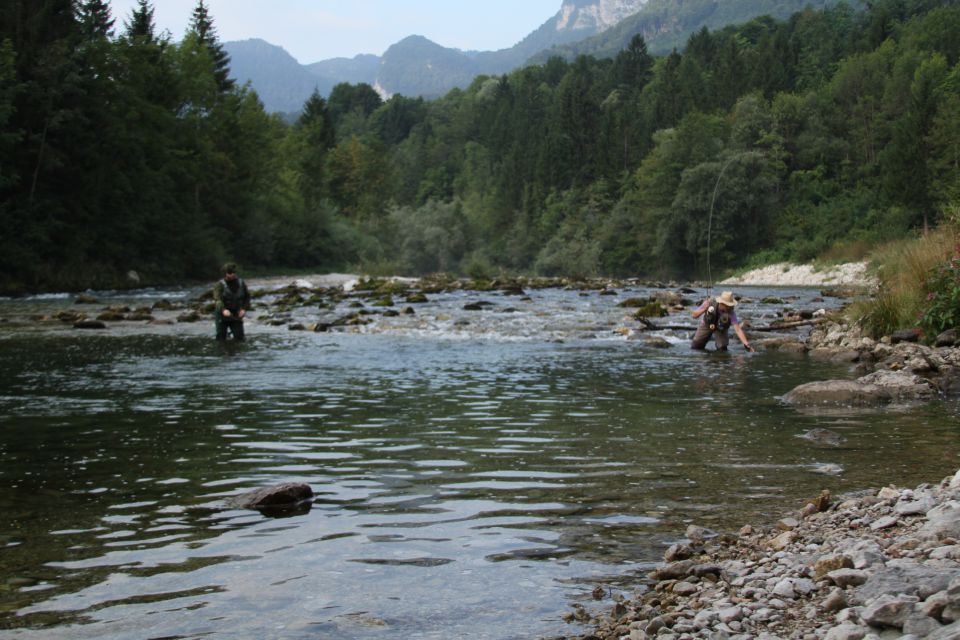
[855,287,919,339]
[855,220,959,337]
[387,200,470,274]
[920,249,960,336]
[3,0,960,291]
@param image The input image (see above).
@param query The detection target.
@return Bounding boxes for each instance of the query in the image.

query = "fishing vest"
[218,278,248,313]
[704,300,732,332]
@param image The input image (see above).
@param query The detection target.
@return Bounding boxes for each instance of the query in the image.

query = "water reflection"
[1,289,959,638]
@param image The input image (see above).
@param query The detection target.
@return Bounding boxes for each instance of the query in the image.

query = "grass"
[852,220,960,338]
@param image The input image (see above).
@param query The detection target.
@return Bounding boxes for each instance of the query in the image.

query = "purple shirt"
[696,300,740,326]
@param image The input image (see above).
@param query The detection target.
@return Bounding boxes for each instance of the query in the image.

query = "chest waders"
[702,302,732,333]
[216,278,247,341]
[691,300,732,350]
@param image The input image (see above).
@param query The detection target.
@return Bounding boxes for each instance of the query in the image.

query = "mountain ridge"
[224,0,844,112]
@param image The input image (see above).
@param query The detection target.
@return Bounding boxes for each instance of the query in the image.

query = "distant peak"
[556,0,649,32]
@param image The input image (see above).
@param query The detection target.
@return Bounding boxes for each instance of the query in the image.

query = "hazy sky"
[107,1,562,63]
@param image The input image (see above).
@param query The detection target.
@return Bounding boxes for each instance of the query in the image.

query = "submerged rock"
[227,482,314,517]
[74,320,107,330]
[798,428,847,446]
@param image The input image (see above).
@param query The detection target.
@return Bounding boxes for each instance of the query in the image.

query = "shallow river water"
[1,282,958,639]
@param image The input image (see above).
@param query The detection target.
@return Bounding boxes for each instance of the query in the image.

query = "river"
[1,281,958,639]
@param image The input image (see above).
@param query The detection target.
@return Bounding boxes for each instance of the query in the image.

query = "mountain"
[376,0,653,95]
[224,0,845,111]
[223,39,331,114]
[226,1,652,109]
[306,54,380,87]
[528,0,844,61]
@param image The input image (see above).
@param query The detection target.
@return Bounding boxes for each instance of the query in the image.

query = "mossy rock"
[74,294,99,304]
[632,302,668,319]
[152,299,175,310]
[54,310,86,323]
[617,297,648,308]
[275,293,304,307]
[352,278,385,292]
[761,297,786,304]
[377,281,410,296]
[466,279,495,291]
[372,296,394,307]
[405,292,428,303]
[177,312,201,323]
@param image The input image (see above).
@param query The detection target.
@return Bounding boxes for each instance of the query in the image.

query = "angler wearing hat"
[690,291,754,352]
[213,262,251,341]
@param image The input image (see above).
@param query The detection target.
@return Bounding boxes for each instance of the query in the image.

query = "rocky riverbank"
[568,315,960,640]
[570,468,960,640]
[772,320,960,406]
[722,263,877,288]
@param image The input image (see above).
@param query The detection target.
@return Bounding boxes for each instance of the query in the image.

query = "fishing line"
[705,153,739,295]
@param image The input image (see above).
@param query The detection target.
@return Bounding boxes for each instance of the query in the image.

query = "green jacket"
[213,277,250,314]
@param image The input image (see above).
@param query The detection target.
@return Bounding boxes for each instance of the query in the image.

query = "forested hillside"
[1,0,958,292]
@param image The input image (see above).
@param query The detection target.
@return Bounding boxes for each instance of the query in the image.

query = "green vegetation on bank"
[1,0,959,293]
[855,213,960,340]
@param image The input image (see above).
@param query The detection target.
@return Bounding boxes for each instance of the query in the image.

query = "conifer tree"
[123,0,155,42]
[189,0,233,94]
[77,0,114,41]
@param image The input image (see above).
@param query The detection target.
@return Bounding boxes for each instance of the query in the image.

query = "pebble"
[576,468,960,640]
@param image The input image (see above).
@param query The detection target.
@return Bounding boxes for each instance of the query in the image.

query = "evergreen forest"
[2,0,959,293]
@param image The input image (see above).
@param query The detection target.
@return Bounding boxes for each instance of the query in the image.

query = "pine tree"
[189,0,233,94]
[123,0,155,42]
[77,0,114,41]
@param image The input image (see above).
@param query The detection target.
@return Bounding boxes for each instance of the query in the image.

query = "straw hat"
[716,291,738,307]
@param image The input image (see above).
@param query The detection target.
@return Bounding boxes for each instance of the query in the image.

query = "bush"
[920,249,960,337]
[855,221,959,338]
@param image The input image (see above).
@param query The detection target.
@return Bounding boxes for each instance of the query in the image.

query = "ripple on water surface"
[1,286,959,638]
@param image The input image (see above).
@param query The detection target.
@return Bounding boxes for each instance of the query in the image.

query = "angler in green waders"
[690,291,754,352]
[213,263,251,341]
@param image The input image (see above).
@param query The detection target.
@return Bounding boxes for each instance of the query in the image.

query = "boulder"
[856,369,937,401]
[920,501,960,541]
[783,370,936,407]
[226,482,314,516]
[890,328,922,344]
[853,565,960,604]
[935,328,959,347]
[859,593,917,629]
[783,380,892,407]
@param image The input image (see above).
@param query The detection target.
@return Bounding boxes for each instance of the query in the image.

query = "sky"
[107,1,562,64]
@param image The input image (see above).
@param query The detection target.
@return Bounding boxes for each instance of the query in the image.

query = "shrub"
[855,221,959,338]
[920,248,960,337]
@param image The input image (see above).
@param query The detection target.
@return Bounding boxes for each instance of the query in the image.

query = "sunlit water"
[1,284,958,639]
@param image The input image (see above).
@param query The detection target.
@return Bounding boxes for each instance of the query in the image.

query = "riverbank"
[570,314,960,640]
[721,262,877,288]
[574,467,960,640]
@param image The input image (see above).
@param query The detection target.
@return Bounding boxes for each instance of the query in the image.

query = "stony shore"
[569,467,960,640]
[721,263,878,288]
[570,313,960,640]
